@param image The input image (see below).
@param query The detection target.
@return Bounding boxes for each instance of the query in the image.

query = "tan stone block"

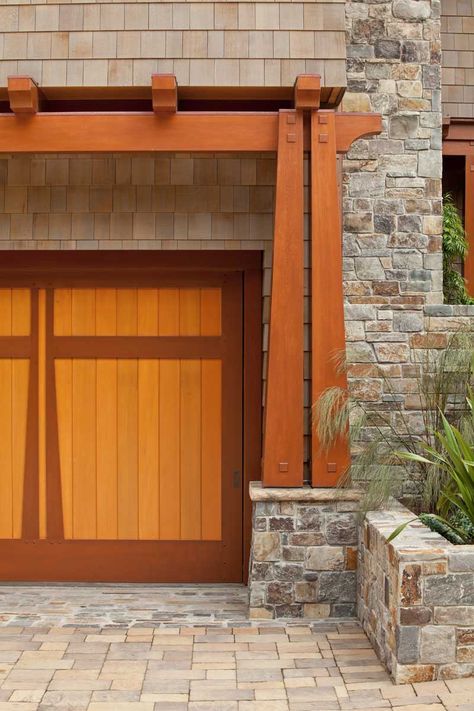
[249,607,274,620]
[303,604,331,619]
[252,531,281,562]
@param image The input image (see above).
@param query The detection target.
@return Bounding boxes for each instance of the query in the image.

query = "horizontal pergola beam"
[0,111,381,154]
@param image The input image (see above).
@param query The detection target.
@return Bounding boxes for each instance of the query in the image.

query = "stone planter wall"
[248,482,360,619]
[359,504,474,683]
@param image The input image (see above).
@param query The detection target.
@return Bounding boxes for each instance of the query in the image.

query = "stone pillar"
[248,482,361,619]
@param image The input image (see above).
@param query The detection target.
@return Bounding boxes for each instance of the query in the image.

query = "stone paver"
[0,586,471,709]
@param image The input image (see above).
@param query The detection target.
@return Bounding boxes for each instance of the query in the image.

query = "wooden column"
[262,109,304,487]
[311,110,351,486]
[465,156,474,296]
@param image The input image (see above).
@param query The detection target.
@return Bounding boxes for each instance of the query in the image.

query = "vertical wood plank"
[179,289,201,336]
[72,289,96,335]
[201,359,221,540]
[38,288,47,538]
[180,359,202,540]
[138,359,159,539]
[158,289,179,335]
[96,359,118,539]
[138,289,159,336]
[12,359,29,539]
[72,359,97,538]
[200,288,222,336]
[0,289,12,335]
[54,289,72,336]
[95,289,117,336]
[263,109,304,486]
[465,156,474,296]
[117,359,138,539]
[159,359,180,539]
[11,289,30,336]
[311,110,351,486]
[0,359,13,537]
[117,289,138,336]
[55,359,73,539]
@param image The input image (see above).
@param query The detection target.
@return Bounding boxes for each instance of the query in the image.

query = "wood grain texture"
[311,111,351,486]
[263,110,304,487]
[38,289,47,539]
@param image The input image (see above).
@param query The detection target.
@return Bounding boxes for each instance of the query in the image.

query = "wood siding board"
[0,359,13,538]
[96,359,118,540]
[180,359,202,540]
[200,288,222,336]
[117,359,139,540]
[158,288,180,336]
[138,359,160,540]
[117,288,138,336]
[159,359,181,540]
[21,289,39,541]
[72,359,97,539]
[0,289,12,336]
[95,288,117,336]
[56,359,73,539]
[263,109,304,487]
[201,359,222,541]
[12,359,29,539]
[137,289,159,336]
[12,289,30,337]
[179,289,201,336]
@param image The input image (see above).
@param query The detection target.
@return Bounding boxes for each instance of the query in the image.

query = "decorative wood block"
[294,74,321,111]
[8,76,40,114]
[152,74,178,114]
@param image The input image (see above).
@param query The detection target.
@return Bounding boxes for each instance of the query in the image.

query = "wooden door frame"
[0,250,262,583]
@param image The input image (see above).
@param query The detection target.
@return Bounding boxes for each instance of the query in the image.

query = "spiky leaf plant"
[313,331,474,514]
[443,194,473,305]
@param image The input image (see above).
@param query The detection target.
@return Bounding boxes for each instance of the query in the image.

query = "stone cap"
[249,481,362,502]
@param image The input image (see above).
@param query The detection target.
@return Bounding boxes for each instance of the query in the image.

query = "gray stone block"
[424,575,474,606]
[420,626,456,664]
[305,546,345,571]
[396,626,420,664]
[326,514,358,545]
[318,572,357,603]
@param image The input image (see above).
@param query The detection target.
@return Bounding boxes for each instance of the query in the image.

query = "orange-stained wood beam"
[0,111,381,154]
[465,156,474,297]
[152,74,177,113]
[263,110,304,487]
[294,74,321,111]
[8,76,40,114]
[311,110,351,487]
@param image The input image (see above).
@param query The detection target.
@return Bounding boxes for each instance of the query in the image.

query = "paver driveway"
[0,585,471,710]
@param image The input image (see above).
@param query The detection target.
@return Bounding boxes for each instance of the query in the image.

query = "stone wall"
[359,505,474,683]
[248,483,360,619]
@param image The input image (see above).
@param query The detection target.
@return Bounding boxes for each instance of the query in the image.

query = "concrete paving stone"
[188,703,238,710]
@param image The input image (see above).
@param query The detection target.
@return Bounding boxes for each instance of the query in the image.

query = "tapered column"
[262,109,304,487]
[465,156,474,296]
[311,110,350,486]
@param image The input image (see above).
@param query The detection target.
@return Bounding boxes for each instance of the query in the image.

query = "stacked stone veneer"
[359,505,474,683]
[248,483,360,619]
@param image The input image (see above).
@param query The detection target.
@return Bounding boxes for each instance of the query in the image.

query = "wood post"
[311,110,351,487]
[7,76,40,114]
[465,156,474,296]
[262,110,304,487]
[152,74,178,113]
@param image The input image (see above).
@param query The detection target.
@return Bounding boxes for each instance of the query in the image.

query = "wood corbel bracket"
[152,74,178,114]
[8,76,41,114]
[294,74,321,112]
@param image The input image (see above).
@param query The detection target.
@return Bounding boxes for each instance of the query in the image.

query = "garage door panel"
[0,270,242,582]
[0,359,29,539]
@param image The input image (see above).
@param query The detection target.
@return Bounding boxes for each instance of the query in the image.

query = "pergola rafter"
[0,73,382,487]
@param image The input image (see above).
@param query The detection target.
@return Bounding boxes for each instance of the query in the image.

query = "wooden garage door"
[0,273,243,582]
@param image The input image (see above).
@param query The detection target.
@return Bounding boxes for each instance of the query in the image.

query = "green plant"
[313,332,474,514]
[443,194,473,305]
[388,392,474,543]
